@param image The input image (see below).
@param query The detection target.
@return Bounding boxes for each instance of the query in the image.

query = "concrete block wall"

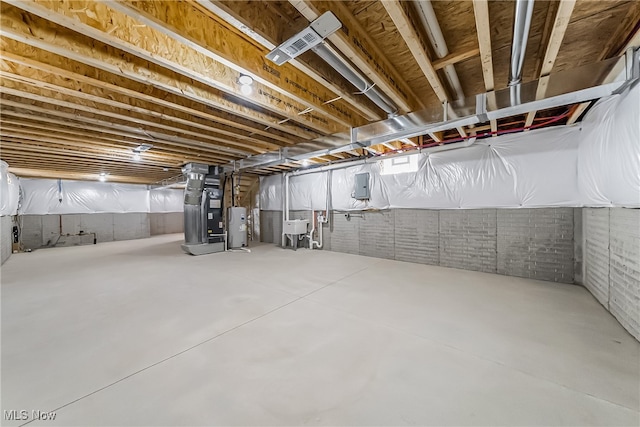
[440,209,497,273]
[19,213,151,250]
[1,215,12,265]
[583,208,639,340]
[497,208,574,282]
[150,212,184,235]
[263,208,575,283]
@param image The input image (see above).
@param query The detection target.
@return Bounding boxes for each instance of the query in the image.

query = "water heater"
[227,207,247,248]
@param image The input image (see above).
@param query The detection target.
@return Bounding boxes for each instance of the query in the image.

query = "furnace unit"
[181,163,226,255]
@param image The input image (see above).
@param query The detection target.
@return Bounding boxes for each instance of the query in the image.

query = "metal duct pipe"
[313,43,399,116]
[509,0,535,86]
[414,1,465,101]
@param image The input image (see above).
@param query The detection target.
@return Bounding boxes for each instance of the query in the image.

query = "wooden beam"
[0,3,321,140]
[472,0,495,92]
[193,0,383,122]
[0,123,228,165]
[3,0,349,135]
[289,0,422,112]
[432,47,481,71]
[0,96,239,161]
[0,41,297,146]
[0,69,276,154]
[5,167,161,184]
[524,0,576,128]
[0,84,251,157]
[111,0,368,127]
[472,0,498,136]
[381,1,466,139]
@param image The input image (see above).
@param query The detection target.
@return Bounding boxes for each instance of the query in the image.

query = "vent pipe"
[509,0,535,86]
[312,44,398,116]
[414,1,465,101]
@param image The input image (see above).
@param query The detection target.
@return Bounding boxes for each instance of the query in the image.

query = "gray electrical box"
[354,172,370,200]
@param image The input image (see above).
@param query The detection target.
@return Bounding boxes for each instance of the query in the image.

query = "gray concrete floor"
[1,234,638,426]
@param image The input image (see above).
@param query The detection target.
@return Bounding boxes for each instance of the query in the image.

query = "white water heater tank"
[228,207,247,248]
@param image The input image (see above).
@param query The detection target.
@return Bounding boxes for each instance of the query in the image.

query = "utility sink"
[283,219,308,235]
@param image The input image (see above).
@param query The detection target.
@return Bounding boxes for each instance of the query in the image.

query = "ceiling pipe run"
[312,43,399,116]
[414,1,465,101]
[509,0,535,86]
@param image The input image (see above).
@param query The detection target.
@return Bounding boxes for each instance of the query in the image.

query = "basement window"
[379,153,420,175]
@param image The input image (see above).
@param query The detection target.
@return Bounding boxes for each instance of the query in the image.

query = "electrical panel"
[354,172,370,200]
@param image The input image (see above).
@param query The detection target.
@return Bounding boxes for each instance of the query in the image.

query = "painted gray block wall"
[609,209,640,339]
[150,212,184,235]
[394,209,439,265]
[440,209,497,274]
[1,215,12,265]
[497,208,574,282]
[263,208,575,283]
[583,208,640,340]
[583,208,610,305]
[19,213,150,250]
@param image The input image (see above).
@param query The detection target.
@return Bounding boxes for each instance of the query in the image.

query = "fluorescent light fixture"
[238,74,253,85]
[240,84,253,96]
[266,12,341,65]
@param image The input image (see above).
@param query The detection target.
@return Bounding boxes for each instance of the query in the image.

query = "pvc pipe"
[313,43,398,116]
[509,0,535,86]
[414,0,465,101]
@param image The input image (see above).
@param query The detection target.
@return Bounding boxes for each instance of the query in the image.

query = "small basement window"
[379,153,420,175]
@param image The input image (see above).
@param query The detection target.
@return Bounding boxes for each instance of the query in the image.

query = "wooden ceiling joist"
[381,0,466,139]
[0,71,274,155]
[0,59,291,151]
[0,5,320,141]
[112,0,370,127]
[196,0,384,122]
[3,0,348,135]
[472,0,498,136]
[0,87,251,158]
[524,0,576,128]
[0,42,299,146]
[432,47,481,71]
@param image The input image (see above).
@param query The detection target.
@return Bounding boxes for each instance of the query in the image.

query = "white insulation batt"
[261,86,640,211]
[11,179,184,215]
[0,161,19,216]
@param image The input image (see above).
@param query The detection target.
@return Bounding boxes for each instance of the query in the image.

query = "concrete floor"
[1,234,638,426]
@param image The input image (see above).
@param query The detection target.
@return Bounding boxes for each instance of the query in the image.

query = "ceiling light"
[98,172,107,182]
[238,74,253,85]
[302,159,310,167]
[133,153,141,161]
[133,144,153,152]
[162,167,169,172]
[240,84,253,96]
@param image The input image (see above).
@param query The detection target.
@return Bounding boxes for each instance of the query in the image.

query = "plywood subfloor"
[1,234,638,426]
